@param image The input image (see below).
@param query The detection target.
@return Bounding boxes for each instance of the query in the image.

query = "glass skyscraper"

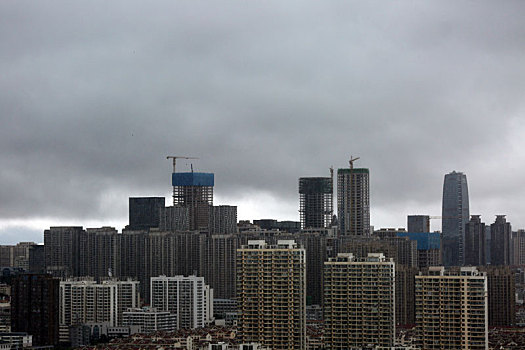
[442,171,470,266]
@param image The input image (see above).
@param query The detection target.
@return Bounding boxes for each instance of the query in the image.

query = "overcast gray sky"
[1,1,525,244]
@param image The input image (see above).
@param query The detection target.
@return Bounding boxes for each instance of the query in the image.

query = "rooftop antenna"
[166,156,198,173]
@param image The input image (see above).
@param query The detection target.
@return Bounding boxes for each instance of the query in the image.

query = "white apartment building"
[59,278,140,328]
[122,307,176,333]
[151,275,213,329]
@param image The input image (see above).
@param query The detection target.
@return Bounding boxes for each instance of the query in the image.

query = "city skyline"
[2,1,525,243]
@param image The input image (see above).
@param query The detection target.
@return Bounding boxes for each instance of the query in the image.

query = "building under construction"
[299,177,333,229]
[172,172,214,231]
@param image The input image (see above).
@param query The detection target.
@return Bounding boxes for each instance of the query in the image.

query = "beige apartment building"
[237,240,306,350]
[323,252,395,349]
[415,266,488,350]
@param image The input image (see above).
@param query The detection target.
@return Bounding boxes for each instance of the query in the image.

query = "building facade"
[122,307,176,333]
[159,206,190,231]
[209,205,238,234]
[396,265,418,327]
[11,274,60,347]
[479,266,515,327]
[442,171,469,266]
[337,168,370,236]
[323,253,395,349]
[200,234,238,299]
[44,226,84,278]
[237,240,306,350]
[415,267,487,350]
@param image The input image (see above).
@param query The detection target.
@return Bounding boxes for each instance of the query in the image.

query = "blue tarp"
[172,172,214,186]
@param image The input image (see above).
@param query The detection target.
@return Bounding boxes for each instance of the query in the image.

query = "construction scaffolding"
[299,177,333,229]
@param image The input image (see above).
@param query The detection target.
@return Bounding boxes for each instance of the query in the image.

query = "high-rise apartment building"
[172,172,214,230]
[323,253,395,349]
[407,215,430,233]
[128,197,165,231]
[44,226,83,278]
[479,266,515,327]
[159,206,190,231]
[296,231,329,306]
[200,234,238,299]
[464,215,486,266]
[150,275,213,330]
[11,274,60,347]
[415,267,487,350]
[490,215,512,266]
[28,245,45,273]
[442,171,469,266]
[120,230,147,292]
[237,240,306,350]
[59,278,140,328]
[0,242,39,271]
[79,227,121,279]
[298,177,333,229]
[512,229,525,265]
[209,205,237,234]
[337,168,370,236]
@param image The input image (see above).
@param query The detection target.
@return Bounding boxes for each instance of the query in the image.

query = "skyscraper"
[237,240,306,350]
[464,215,486,266]
[172,172,214,230]
[337,168,370,236]
[323,253,395,349]
[490,215,512,266]
[298,177,333,229]
[415,267,487,350]
[442,171,469,266]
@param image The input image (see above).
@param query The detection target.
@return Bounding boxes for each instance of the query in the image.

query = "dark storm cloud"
[1,1,525,234]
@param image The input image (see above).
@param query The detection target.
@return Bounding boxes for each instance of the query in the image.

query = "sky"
[1,1,525,244]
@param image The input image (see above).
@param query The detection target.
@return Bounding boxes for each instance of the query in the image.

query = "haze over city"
[2,1,525,243]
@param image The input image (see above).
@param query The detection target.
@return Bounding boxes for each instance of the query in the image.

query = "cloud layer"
[2,1,525,241]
